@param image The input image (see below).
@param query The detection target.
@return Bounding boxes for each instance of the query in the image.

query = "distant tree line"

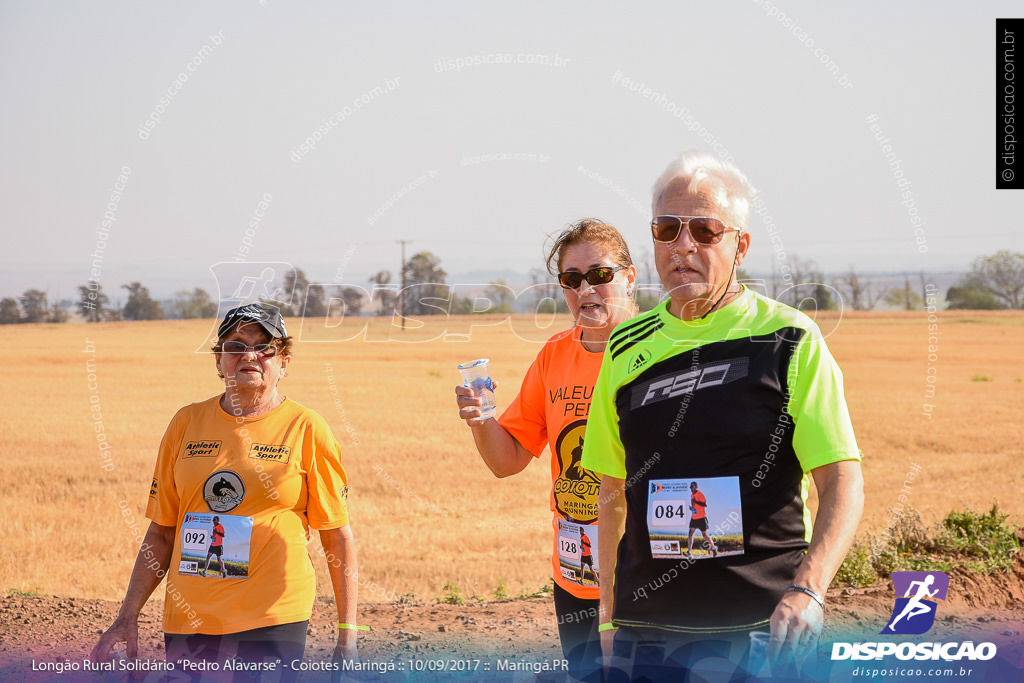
[759,250,1024,312]
[365,252,565,317]
[944,250,1024,309]
[4,250,1023,324]
[0,289,69,324]
[0,284,226,325]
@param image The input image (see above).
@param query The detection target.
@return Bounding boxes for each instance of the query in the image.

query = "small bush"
[940,504,1020,572]
[435,582,465,605]
[833,545,878,587]
[516,581,554,599]
[833,505,1020,588]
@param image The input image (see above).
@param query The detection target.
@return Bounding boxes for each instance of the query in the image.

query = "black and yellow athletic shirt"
[581,287,860,633]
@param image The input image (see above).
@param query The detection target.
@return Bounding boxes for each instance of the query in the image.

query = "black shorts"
[610,626,819,681]
[610,626,755,681]
[689,517,708,531]
[208,545,223,557]
[165,620,307,683]
[581,554,594,568]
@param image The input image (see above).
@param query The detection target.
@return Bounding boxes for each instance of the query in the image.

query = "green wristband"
[598,622,617,633]
[337,623,370,631]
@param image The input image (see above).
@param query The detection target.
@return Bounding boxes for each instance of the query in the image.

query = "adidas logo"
[629,350,650,373]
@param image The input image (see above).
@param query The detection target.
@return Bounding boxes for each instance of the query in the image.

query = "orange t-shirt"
[498,326,604,600]
[691,491,708,520]
[147,396,349,635]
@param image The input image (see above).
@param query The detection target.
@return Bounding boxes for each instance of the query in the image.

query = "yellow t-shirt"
[147,396,349,635]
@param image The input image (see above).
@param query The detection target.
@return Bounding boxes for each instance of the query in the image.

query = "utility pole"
[397,240,411,330]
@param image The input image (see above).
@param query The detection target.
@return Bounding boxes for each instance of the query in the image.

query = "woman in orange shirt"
[92,303,359,678]
[455,219,638,675]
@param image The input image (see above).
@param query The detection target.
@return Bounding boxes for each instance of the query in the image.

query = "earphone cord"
[699,239,741,321]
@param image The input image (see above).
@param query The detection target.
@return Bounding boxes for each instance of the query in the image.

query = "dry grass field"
[3,311,1023,604]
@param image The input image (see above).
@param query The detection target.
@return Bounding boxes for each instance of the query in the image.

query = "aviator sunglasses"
[651,215,742,245]
[557,265,627,290]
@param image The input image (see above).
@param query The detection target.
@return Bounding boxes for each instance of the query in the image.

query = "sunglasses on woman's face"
[651,215,742,245]
[218,341,279,358]
[557,265,626,290]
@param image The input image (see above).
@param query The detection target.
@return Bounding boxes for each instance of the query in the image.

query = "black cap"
[217,303,288,340]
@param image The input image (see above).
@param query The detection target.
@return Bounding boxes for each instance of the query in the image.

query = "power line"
[397,240,411,330]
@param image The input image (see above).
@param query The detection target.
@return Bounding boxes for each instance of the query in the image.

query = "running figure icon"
[886,574,938,632]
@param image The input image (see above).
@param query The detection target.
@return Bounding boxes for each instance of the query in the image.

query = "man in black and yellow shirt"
[583,152,864,678]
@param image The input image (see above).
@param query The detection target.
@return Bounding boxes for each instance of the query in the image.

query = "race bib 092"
[178,512,253,579]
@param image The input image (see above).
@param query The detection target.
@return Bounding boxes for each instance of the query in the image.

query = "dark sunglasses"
[651,215,742,245]
[557,265,627,290]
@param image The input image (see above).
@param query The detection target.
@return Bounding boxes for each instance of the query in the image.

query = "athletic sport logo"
[183,440,222,459]
[248,442,291,464]
[882,571,949,634]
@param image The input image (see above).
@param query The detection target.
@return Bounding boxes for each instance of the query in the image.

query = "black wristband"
[786,584,825,609]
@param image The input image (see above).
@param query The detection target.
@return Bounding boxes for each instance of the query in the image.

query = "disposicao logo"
[831,570,997,663]
[882,571,949,635]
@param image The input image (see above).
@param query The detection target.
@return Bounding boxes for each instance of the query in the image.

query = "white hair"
[651,151,755,229]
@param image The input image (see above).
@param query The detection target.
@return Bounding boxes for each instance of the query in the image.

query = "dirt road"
[2,557,1022,682]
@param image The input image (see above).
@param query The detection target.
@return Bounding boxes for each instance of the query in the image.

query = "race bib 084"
[646,477,745,560]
